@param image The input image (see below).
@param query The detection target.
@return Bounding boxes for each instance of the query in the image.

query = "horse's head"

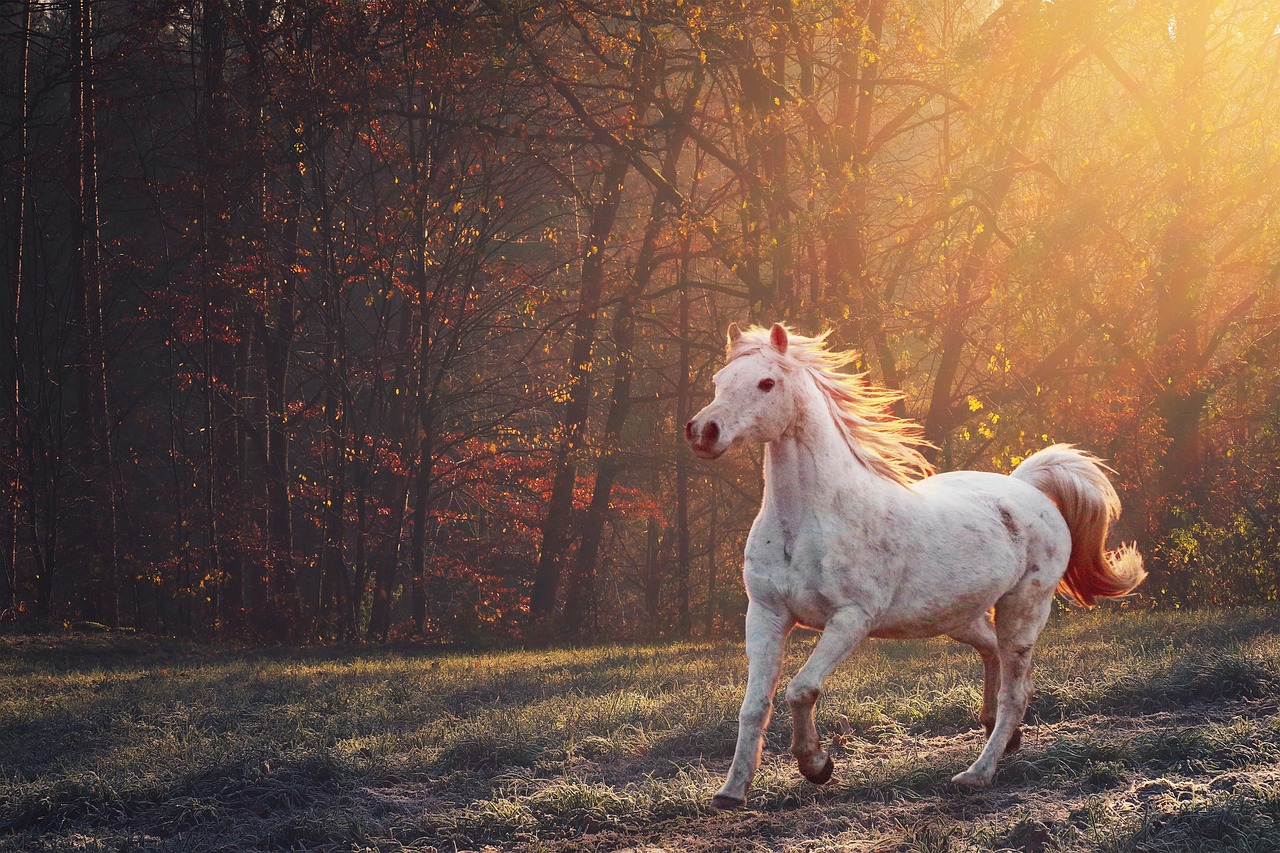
[686,322,796,460]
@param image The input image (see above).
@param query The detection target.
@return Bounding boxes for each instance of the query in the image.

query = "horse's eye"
[757,378,776,392]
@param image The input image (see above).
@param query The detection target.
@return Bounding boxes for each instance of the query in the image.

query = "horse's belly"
[869,617,975,640]
[868,584,1005,639]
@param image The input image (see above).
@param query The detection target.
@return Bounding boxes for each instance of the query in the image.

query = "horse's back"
[909,469,1070,557]
[910,470,1064,529]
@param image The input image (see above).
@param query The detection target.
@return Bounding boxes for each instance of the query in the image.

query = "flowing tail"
[1011,444,1147,606]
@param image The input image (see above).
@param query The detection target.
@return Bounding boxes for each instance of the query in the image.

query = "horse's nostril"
[685,420,695,440]
[704,421,720,444]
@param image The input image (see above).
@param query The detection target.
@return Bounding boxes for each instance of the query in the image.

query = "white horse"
[685,323,1145,810]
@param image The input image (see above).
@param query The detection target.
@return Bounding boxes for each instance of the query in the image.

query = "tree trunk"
[561,271,644,637]
[673,278,692,637]
[72,0,120,626]
[199,0,240,632]
[404,55,436,638]
[767,0,793,309]
[1153,0,1211,503]
[258,145,301,638]
[350,490,367,640]
[643,515,661,632]
[562,70,700,636]
[821,0,871,303]
[528,149,633,621]
[316,233,347,638]
[2,0,33,617]
[921,45,1082,454]
[703,480,719,636]
[261,310,296,638]
[369,445,410,641]
[407,424,433,636]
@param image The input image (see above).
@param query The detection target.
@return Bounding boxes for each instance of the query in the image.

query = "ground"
[3,607,1280,852]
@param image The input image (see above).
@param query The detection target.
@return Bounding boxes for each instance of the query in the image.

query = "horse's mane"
[728,325,936,486]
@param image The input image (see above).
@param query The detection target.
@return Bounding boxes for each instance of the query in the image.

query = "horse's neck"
[762,377,896,534]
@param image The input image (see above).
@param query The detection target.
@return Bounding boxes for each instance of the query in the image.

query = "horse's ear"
[727,322,742,345]
[769,322,788,354]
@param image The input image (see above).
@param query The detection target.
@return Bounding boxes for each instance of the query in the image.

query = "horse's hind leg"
[952,592,1052,787]
[786,608,869,785]
[948,612,1021,754]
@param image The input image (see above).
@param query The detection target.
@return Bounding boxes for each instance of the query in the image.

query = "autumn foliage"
[1,0,1278,643]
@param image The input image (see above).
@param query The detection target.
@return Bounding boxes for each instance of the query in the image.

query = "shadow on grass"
[1106,784,1280,853]
[1030,649,1280,725]
[0,749,352,837]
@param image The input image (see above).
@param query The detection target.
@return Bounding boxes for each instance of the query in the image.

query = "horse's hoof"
[802,755,835,785]
[951,769,992,788]
[709,794,745,811]
[1004,726,1023,755]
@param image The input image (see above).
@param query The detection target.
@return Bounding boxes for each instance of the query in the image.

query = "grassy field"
[3,608,1280,852]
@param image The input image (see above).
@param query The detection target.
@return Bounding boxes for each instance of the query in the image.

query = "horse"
[684,322,1146,810]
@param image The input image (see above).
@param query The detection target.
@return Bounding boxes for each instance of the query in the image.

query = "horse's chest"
[744,510,887,627]
[780,583,838,629]
[744,547,866,630]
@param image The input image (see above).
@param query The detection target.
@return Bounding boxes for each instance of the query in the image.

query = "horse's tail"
[1011,444,1146,607]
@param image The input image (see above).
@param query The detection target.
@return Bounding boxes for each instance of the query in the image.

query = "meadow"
[3,607,1280,852]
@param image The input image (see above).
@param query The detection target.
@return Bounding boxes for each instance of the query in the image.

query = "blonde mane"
[727,325,935,486]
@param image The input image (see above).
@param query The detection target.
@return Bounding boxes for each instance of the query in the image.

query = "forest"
[1,0,1278,644]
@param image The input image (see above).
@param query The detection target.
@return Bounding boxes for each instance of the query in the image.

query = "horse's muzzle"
[685,417,723,459]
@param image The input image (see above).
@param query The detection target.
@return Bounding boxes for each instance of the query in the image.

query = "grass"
[2,607,1279,851]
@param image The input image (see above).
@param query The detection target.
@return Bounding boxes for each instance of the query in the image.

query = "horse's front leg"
[711,601,793,810]
[787,607,869,784]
